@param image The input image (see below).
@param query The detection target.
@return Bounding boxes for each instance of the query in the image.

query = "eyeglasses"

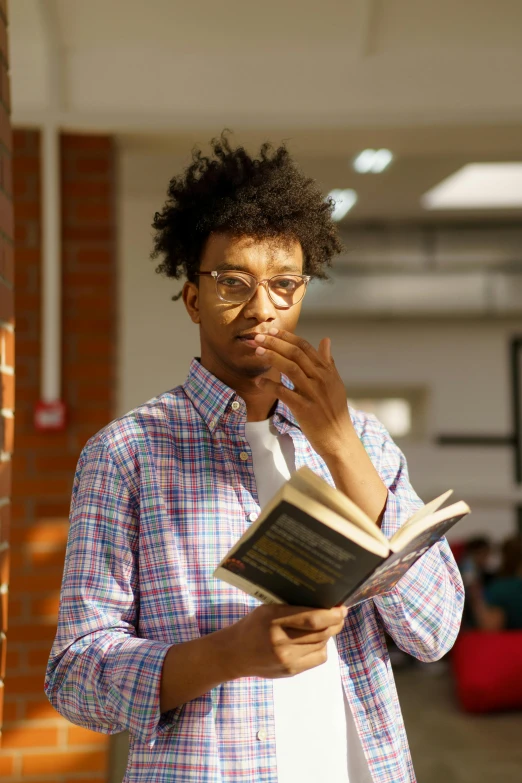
[196,270,311,309]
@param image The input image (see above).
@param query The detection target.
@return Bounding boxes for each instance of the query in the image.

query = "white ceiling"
[9,0,522,221]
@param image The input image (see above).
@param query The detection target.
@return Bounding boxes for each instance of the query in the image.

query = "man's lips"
[236,332,266,348]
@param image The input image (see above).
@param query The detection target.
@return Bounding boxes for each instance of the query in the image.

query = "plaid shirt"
[46,359,464,783]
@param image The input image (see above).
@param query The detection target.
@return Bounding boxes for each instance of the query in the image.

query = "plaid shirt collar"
[183,357,300,432]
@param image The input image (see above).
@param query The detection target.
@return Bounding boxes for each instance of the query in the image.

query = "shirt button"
[210,418,217,428]
[231,401,240,411]
[256,729,267,741]
[239,452,249,461]
[249,512,258,522]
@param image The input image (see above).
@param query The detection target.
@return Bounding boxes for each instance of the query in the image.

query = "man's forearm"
[160,626,238,713]
[324,431,388,526]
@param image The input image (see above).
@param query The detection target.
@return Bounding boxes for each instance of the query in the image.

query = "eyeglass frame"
[195,270,311,309]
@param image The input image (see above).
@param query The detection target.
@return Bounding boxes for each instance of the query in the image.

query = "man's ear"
[182,281,201,324]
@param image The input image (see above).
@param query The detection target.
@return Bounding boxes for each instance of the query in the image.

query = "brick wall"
[0,130,116,781]
[0,0,12,762]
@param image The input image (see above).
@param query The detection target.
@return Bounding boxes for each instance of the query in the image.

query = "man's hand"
[250,328,388,525]
[251,328,353,459]
[223,604,347,680]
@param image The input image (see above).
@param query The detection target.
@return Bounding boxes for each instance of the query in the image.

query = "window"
[347,388,427,441]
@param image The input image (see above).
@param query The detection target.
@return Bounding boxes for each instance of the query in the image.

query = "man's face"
[183,233,305,383]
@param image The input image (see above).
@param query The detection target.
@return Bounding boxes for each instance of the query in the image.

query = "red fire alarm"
[34,400,67,432]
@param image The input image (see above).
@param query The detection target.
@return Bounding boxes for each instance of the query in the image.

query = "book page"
[289,467,388,545]
[389,489,454,547]
[344,506,470,608]
[389,500,470,552]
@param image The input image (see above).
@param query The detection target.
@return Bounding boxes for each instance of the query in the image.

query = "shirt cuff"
[105,637,176,745]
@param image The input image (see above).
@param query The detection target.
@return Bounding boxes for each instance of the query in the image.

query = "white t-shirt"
[244,418,373,783]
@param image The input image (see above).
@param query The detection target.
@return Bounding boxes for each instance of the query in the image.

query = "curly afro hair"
[151,132,343,298]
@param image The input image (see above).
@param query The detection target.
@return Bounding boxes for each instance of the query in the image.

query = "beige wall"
[118,145,521,543]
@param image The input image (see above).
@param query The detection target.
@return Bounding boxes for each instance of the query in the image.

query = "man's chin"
[240,363,272,378]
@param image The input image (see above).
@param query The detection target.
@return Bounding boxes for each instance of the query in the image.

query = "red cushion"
[452,630,522,712]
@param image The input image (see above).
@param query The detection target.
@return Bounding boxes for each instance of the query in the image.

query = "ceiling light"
[422,163,522,209]
[353,149,393,174]
[327,189,358,221]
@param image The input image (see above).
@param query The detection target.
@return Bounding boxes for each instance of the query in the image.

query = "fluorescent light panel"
[328,189,358,221]
[353,149,393,174]
[422,163,522,209]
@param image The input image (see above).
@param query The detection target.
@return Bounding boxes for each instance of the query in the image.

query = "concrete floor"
[395,662,522,783]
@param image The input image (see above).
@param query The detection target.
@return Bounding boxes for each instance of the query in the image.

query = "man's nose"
[242,282,276,321]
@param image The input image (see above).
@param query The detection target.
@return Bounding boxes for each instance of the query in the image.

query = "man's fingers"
[284,622,344,643]
[273,606,347,632]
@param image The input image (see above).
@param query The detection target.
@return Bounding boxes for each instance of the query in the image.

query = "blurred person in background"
[467,535,522,631]
[459,536,496,628]
[45,134,464,783]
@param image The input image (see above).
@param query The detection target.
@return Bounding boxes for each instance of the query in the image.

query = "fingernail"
[268,328,278,335]
[255,334,266,342]
[340,606,348,618]
[255,346,266,355]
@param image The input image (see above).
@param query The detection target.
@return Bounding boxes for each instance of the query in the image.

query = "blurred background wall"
[0,1,521,781]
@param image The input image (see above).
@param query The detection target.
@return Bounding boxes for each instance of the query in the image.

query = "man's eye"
[274,278,298,291]
[222,277,245,286]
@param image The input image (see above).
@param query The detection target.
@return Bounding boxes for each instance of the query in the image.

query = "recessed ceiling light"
[353,149,393,174]
[422,163,522,209]
[327,189,358,221]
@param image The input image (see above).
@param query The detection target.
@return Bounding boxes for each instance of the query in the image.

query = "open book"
[214,466,470,609]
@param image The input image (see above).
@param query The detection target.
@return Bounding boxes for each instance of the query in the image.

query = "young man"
[46,136,464,783]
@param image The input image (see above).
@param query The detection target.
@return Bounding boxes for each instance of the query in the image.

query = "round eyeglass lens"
[268,274,307,307]
[216,272,306,306]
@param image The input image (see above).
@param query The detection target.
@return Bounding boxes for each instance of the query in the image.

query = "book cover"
[218,500,384,608]
[344,510,468,608]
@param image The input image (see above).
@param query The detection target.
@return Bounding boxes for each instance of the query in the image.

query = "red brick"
[0,458,10,496]
[64,777,106,783]
[28,549,67,571]
[31,502,69,522]
[0,630,6,677]
[75,248,113,266]
[3,673,47,695]
[62,135,112,152]
[12,155,39,174]
[0,547,7,584]
[67,725,108,747]
[73,203,112,223]
[74,157,111,176]
[0,414,13,452]
[2,724,59,748]
[0,504,10,542]
[4,642,20,675]
[1,698,20,723]
[11,567,65,597]
[14,200,40,221]
[34,453,78,474]
[63,225,113,242]
[24,696,58,721]
[1,244,14,287]
[0,755,14,775]
[11,477,73,499]
[7,623,56,644]
[0,370,14,408]
[0,327,13,366]
[11,518,69,547]
[27,645,53,669]
[22,748,107,775]
[32,594,61,618]
[62,181,112,200]
[0,281,13,320]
